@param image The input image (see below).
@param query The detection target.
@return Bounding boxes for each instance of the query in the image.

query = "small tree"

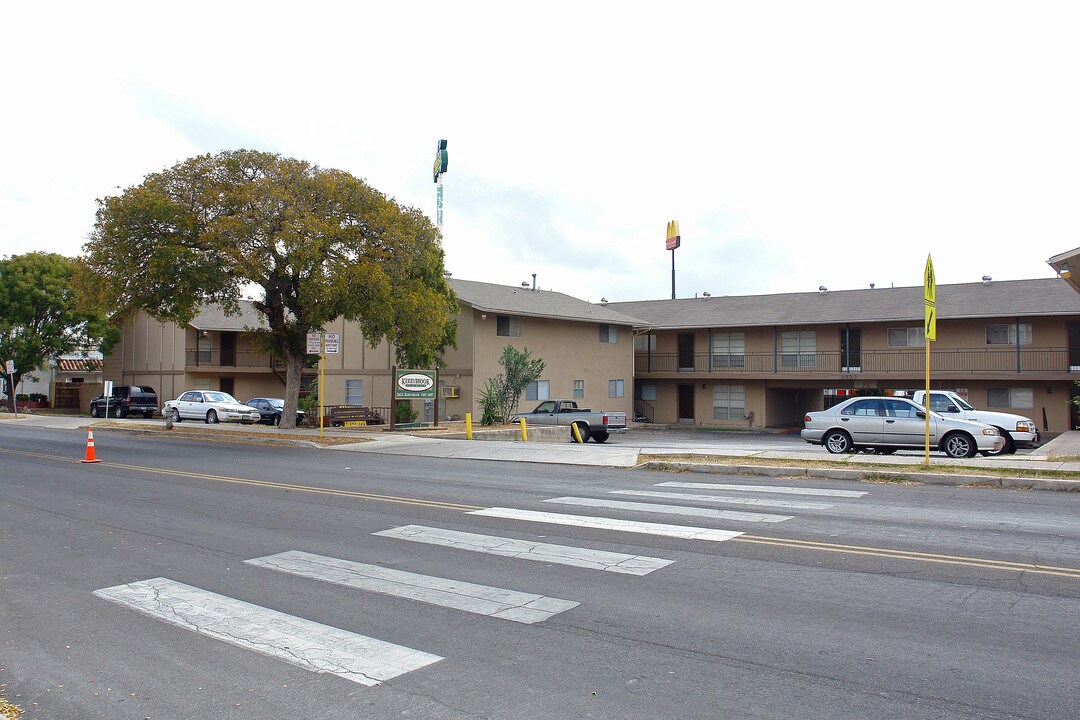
[0,253,116,412]
[480,345,546,423]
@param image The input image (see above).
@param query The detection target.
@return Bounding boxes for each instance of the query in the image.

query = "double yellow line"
[5,447,1079,579]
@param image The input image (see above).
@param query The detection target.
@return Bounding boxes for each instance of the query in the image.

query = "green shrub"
[395,401,418,424]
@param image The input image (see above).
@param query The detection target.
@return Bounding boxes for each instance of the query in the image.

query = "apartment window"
[711,332,745,367]
[526,380,550,401]
[780,331,816,368]
[986,323,1032,345]
[987,387,1033,409]
[634,334,657,352]
[608,379,625,398]
[639,383,657,401]
[599,324,618,343]
[497,315,522,337]
[345,379,364,405]
[712,384,745,420]
[573,379,584,399]
[888,328,925,347]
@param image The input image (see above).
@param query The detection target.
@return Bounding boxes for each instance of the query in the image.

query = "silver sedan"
[802,396,1005,458]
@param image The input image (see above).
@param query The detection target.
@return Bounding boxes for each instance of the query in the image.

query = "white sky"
[2,1,1078,303]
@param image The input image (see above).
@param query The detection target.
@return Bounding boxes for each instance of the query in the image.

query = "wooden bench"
[325,405,384,427]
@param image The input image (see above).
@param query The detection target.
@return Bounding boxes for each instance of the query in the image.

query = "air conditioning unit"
[441,386,460,399]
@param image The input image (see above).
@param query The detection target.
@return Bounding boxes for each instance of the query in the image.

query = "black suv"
[89,385,159,419]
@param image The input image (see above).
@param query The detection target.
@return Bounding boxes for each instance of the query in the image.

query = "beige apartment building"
[101,278,643,422]
[611,277,1080,433]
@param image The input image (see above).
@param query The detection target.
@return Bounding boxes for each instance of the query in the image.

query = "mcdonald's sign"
[666,219,681,251]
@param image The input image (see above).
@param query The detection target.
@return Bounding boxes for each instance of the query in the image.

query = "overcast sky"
[3,2,1078,304]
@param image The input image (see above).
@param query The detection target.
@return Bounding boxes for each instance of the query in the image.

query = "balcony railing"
[185,349,274,368]
[635,348,1073,375]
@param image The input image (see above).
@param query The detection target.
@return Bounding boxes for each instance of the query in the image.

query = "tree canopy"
[0,252,115,411]
[79,150,457,428]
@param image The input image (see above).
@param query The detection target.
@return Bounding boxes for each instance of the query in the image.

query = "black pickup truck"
[89,385,159,419]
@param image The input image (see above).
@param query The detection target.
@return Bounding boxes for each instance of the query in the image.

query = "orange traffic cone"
[81,427,102,463]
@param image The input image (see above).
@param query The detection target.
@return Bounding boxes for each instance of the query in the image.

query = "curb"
[638,461,1080,492]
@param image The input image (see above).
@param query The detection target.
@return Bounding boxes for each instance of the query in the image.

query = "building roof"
[449,277,648,327]
[189,301,269,331]
[58,358,103,373]
[1047,247,1080,295]
[608,278,1080,329]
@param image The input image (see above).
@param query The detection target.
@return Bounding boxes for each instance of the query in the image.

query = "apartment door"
[1069,323,1080,370]
[219,377,235,396]
[220,331,236,367]
[678,334,695,371]
[840,327,861,372]
[677,384,695,422]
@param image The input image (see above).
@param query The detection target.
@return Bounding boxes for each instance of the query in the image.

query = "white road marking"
[467,507,744,542]
[610,489,836,510]
[93,577,441,686]
[246,550,578,624]
[658,481,867,498]
[544,496,793,523]
[374,524,673,576]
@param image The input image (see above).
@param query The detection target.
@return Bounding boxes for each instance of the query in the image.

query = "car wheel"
[980,430,1015,457]
[824,430,853,454]
[272,414,281,427]
[116,406,128,419]
[571,421,590,443]
[170,408,182,423]
[943,432,976,458]
[206,410,219,424]
[591,431,609,443]
[90,405,100,419]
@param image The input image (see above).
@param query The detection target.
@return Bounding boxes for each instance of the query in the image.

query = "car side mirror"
[916,410,926,418]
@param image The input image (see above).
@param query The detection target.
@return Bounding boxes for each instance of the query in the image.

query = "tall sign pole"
[923,254,937,466]
[433,139,448,228]
[666,220,681,300]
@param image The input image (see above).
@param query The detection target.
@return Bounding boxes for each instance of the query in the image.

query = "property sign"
[324,333,340,354]
[395,370,436,399]
[306,331,322,354]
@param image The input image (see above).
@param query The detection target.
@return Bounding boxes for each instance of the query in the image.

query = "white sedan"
[163,390,261,424]
[801,396,1004,458]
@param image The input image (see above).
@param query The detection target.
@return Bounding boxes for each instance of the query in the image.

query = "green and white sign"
[395,369,436,399]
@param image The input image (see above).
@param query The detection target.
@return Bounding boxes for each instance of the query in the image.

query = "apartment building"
[611,278,1080,433]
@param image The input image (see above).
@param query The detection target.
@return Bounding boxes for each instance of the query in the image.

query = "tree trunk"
[281,351,304,430]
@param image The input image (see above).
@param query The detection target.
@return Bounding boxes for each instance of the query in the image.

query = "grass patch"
[860,473,924,485]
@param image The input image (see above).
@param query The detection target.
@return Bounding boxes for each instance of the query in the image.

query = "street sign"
[104,380,113,396]
[925,304,937,341]
[4,360,13,374]
[924,254,936,305]
[306,331,322,354]
[324,332,341,354]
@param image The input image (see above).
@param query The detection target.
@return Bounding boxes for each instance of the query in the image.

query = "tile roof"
[58,358,103,373]
[449,278,648,327]
[608,278,1080,329]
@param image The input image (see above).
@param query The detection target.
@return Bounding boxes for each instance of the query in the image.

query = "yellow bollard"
[465,412,473,440]
[571,422,583,444]
[519,417,528,441]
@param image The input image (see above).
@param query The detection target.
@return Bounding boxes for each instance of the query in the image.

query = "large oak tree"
[0,252,115,412]
[79,150,457,428]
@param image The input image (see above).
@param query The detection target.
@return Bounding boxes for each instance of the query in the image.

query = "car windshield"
[267,399,284,409]
[204,392,239,404]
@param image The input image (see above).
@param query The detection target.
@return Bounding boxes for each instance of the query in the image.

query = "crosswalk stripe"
[657,481,867,498]
[610,489,836,510]
[93,578,441,686]
[468,507,744,542]
[246,551,578,624]
[543,496,792,523]
[374,524,673,576]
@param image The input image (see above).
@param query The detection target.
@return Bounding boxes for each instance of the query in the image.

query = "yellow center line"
[4,447,1078,578]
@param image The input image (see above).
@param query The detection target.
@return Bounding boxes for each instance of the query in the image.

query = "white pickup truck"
[509,400,628,443]
[911,390,1039,455]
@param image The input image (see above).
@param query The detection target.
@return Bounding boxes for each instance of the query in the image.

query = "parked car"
[801,396,1004,458]
[911,390,1039,456]
[163,391,261,424]
[89,385,158,419]
[508,399,628,443]
[244,397,304,427]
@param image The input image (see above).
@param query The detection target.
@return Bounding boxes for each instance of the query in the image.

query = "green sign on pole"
[395,369,437,399]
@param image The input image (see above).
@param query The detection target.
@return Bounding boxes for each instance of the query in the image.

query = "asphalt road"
[1,423,1078,720]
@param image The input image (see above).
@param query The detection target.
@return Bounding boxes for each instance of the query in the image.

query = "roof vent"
[600,298,608,305]
[818,286,827,293]
[702,292,711,298]
[869,283,875,290]
[982,275,992,284]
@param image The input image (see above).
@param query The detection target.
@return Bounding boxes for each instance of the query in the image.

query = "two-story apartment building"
[611,278,1080,433]
[102,278,644,422]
